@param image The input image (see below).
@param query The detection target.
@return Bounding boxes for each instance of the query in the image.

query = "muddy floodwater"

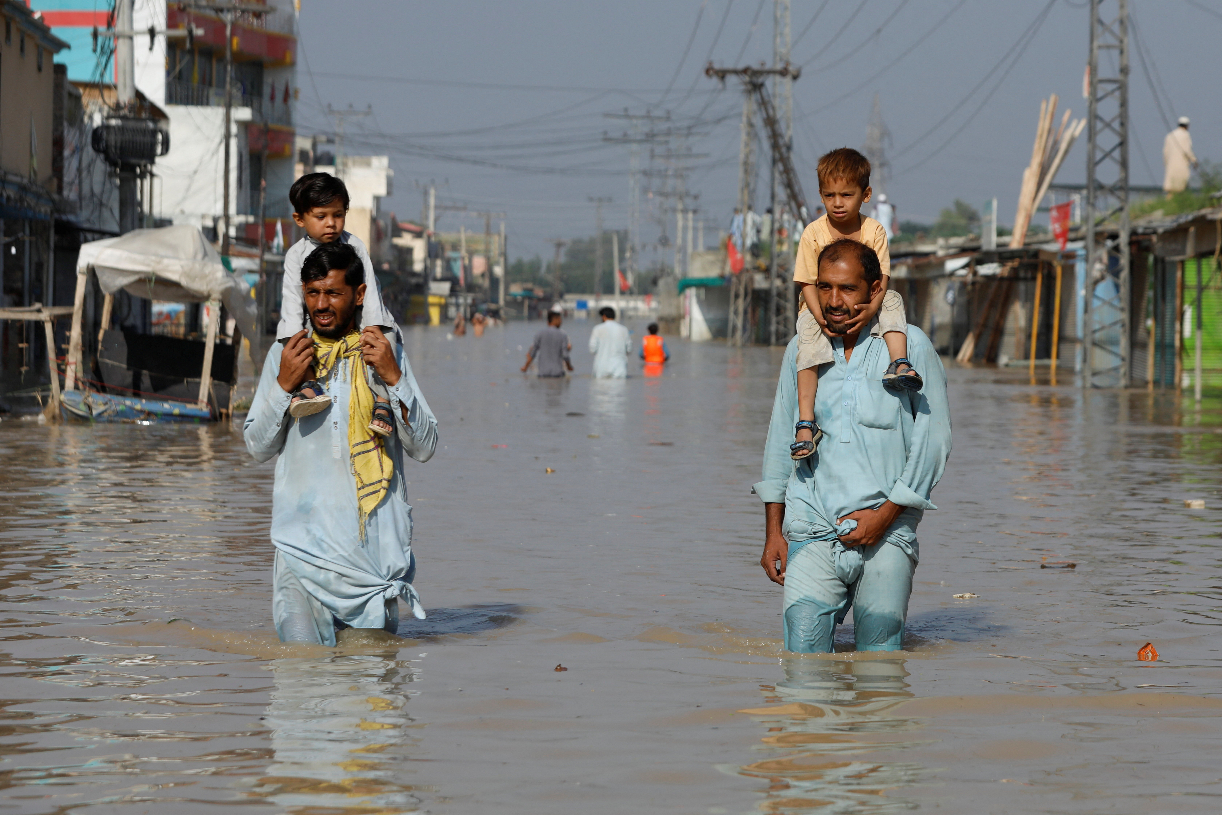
[2,319,1221,814]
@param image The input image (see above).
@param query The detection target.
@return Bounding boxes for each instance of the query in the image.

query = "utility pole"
[550,239,567,302]
[612,231,621,317]
[707,60,805,346]
[178,2,270,253]
[862,94,892,196]
[325,104,373,181]
[499,220,507,310]
[589,196,611,296]
[604,110,671,288]
[1082,0,1130,388]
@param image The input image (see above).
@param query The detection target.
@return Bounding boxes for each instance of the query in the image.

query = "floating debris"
[491,444,508,449]
[545,467,555,474]
[554,664,568,672]
[1137,642,1158,661]
[1184,499,1205,509]
[1040,561,1076,569]
[588,434,600,439]
[953,593,979,599]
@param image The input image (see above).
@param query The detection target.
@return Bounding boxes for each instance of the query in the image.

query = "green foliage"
[508,230,628,294]
[931,199,980,238]
[1132,159,1222,219]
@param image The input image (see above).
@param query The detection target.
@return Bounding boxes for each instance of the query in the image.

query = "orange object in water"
[642,334,667,364]
[1137,643,1158,661]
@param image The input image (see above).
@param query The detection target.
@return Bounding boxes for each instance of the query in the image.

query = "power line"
[891,0,1056,165]
[669,0,736,113]
[657,0,709,107]
[797,0,870,69]
[1128,13,1172,132]
[733,0,767,63]
[801,0,911,72]
[307,70,721,96]
[791,0,832,51]
[795,0,968,121]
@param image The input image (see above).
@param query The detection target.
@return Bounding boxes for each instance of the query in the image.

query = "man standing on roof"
[1163,116,1198,196]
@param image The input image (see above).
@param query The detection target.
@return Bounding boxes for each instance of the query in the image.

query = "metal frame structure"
[707,61,806,347]
[1082,0,1131,388]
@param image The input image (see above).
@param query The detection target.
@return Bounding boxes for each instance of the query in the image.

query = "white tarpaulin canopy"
[76,225,257,339]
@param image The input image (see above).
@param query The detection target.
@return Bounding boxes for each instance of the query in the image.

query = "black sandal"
[289,379,330,417]
[883,358,923,392]
[790,419,824,460]
[368,401,394,438]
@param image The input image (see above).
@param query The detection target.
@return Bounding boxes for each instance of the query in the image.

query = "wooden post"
[41,314,61,422]
[64,272,89,392]
[1051,262,1063,385]
[1029,264,1043,379]
[1174,259,1184,394]
[197,300,221,410]
[97,293,114,348]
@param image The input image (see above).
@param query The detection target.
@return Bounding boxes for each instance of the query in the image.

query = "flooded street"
[2,319,1221,814]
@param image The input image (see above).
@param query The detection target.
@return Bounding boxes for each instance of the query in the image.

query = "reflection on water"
[253,649,422,813]
[737,658,923,813]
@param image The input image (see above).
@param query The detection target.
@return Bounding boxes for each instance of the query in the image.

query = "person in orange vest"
[640,322,670,377]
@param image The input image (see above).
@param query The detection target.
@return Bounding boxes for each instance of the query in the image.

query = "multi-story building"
[34,0,297,249]
[1,1,68,395]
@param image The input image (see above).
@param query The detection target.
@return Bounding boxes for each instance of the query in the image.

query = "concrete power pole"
[551,239,567,302]
[326,104,372,181]
[1082,0,1130,388]
[589,196,611,296]
[770,0,794,347]
[115,0,137,234]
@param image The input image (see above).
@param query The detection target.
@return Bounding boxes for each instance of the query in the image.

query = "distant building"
[34,0,299,250]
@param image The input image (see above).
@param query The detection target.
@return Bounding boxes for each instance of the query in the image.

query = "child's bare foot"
[368,399,394,438]
[790,420,823,460]
[289,380,330,417]
[882,358,922,392]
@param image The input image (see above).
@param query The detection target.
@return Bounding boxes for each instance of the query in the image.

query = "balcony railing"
[165,80,292,127]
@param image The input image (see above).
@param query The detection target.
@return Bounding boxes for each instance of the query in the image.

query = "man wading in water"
[244,242,438,645]
[755,240,951,652]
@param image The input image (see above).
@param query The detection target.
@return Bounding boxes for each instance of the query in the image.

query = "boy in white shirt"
[279,173,398,436]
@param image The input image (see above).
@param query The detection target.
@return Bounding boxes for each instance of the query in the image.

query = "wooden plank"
[1029,265,1044,378]
[984,279,1016,363]
[97,293,114,348]
[197,300,221,409]
[0,306,75,319]
[64,273,89,392]
[1051,262,1063,385]
[42,316,61,422]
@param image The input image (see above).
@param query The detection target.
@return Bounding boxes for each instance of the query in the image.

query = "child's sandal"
[289,380,330,417]
[790,420,824,460]
[883,358,923,392]
[368,401,394,438]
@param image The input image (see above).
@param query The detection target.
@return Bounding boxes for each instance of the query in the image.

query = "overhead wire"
[668,0,736,113]
[1128,13,1173,132]
[791,0,833,51]
[797,0,870,68]
[802,0,910,72]
[657,0,709,108]
[891,0,1057,173]
[795,0,967,121]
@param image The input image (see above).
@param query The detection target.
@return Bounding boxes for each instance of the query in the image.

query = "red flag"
[726,235,744,273]
[617,269,629,293]
[1050,201,1072,251]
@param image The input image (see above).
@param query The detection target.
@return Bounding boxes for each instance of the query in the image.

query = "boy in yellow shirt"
[789,148,921,460]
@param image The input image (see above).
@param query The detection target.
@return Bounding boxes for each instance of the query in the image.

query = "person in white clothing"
[588,306,632,379]
[873,193,896,238]
[1163,116,1198,196]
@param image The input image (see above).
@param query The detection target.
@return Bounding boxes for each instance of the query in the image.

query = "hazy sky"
[296,0,1222,263]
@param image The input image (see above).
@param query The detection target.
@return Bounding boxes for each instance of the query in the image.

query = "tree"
[931,199,980,238]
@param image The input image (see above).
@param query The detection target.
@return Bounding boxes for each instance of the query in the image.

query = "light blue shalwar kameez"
[244,340,439,646]
[753,324,951,653]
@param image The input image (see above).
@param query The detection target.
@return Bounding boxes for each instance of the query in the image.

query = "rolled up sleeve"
[752,340,799,503]
[388,343,439,463]
[889,331,951,510]
[243,343,292,463]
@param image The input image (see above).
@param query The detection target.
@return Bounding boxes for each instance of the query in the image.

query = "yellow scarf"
[313,331,392,536]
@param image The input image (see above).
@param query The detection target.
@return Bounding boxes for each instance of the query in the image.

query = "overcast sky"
[296,0,1222,263]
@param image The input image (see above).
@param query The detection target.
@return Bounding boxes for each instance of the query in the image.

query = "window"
[37,46,42,71]
[4,20,10,45]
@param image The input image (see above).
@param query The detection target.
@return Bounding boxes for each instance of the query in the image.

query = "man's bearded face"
[303,268,364,339]
[816,257,877,336]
